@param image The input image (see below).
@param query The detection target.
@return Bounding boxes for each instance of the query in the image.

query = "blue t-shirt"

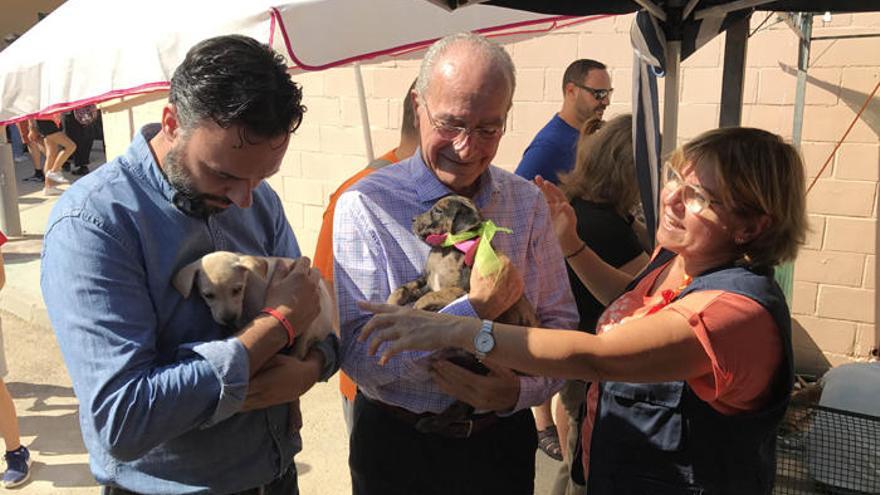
[515,114,579,184]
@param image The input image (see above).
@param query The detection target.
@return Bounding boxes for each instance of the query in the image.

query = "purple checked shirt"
[333,150,578,414]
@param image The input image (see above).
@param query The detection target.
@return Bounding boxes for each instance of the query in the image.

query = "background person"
[550,113,648,495]
[0,230,30,489]
[516,58,612,464]
[515,59,612,185]
[62,105,100,176]
[361,126,807,495]
[33,115,76,196]
[17,120,45,182]
[313,79,419,435]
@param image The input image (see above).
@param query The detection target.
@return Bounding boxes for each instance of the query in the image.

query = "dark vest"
[587,249,794,495]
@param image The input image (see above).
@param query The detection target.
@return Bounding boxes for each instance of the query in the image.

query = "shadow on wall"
[779,62,880,138]
[792,319,838,377]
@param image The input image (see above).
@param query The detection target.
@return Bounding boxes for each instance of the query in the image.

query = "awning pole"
[353,63,375,162]
[775,12,812,305]
[0,141,22,237]
[792,13,813,149]
[661,40,681,159]
[719,13,750,127]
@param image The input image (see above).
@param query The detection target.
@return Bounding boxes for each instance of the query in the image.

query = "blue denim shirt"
[41,125,306,494]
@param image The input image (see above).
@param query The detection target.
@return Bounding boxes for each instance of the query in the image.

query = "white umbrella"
[0,0,576,124]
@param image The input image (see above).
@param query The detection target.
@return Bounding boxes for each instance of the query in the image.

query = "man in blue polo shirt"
[515,59,612,184]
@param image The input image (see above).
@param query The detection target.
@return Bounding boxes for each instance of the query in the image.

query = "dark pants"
[101,464,298,495]
[350,393,537,495]
[62,112,97,166]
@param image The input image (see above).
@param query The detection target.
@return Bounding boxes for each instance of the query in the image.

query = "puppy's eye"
[202,292,215,300]
[231,287,243,296]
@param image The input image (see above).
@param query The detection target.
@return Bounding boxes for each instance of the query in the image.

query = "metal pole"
[775,13,813,304]
[661,40,681,159]
[353,63,375,162]
[0,141,22,237]
[719,13,750,127]
[791,13,813,149]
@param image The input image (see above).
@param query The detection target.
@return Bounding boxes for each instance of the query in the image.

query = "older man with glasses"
[515,59,613,185]
[333,32,578,495]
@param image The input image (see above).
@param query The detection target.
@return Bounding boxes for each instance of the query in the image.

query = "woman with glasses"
[359,126,807,494]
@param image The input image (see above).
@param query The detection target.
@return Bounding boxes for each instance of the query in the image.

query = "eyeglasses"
[572,82,613,101]
[662,162,723,214]
[421,98,506,143]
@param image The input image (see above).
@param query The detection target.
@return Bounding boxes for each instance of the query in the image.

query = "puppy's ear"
[173,259,201,298]
[451,197,483,234]
[237,256,269,280]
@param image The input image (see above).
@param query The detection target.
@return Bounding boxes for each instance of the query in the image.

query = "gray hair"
[415,32,516,101]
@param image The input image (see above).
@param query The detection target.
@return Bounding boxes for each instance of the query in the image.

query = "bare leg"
[0,380,20,452]
[43,132,76,191]
[43,139,59,188]
[555,397,570,463]
[535,396,562,460]
[44,132,76,174]
[534,398,555,431]
[25,142,42,171]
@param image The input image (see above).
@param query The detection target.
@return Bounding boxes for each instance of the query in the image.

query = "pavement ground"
[0,143,561,494]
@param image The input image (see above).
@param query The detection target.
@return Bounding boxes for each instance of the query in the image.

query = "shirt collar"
[128,123,179,206]
[407,147,499,209]
[128,124,221,219]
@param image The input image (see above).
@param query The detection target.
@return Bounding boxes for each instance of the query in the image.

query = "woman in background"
[549,114,648,495]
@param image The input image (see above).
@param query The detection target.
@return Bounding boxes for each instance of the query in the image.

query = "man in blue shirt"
[41,35,338,495]
[515,59,612,184]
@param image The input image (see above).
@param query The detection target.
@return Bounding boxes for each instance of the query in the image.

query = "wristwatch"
[474,319,496,361]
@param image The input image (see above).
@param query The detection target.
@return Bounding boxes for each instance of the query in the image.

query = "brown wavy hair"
[559,114,638,217]
[667,127,807,268]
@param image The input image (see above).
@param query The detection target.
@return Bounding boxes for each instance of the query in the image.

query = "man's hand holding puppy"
[237,257,331,409]
[467,254,525,320]
[237,257,319,369]
[434,254,523,413]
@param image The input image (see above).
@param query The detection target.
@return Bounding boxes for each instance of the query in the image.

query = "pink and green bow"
[424,219,513,277]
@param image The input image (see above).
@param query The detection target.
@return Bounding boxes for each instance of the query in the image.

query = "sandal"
[537,425,563,461]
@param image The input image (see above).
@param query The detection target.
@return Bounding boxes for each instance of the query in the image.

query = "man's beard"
[164,145,231,218]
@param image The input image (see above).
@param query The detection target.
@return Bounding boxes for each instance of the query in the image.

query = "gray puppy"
[387,195,537,433]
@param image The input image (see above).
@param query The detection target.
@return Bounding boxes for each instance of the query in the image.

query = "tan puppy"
[173,251,338,359]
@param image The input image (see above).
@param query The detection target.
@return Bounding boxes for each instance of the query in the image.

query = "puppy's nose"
[221,315,237,327]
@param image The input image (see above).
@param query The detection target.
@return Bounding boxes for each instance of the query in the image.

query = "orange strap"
[806,78,880,194]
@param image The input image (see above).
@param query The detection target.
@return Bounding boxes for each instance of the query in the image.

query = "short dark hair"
[170,35,306,140]
[401,79,417,139]
[561,59,607,94]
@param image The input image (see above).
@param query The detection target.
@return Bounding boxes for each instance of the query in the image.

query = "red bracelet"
[260,307,297,347]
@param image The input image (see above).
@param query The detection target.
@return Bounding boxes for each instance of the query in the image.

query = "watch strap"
[474,319,495,360]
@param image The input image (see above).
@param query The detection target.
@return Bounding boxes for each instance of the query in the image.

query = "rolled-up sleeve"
[186,338,250,425]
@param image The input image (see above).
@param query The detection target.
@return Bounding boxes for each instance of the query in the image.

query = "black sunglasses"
[572,82,613,101]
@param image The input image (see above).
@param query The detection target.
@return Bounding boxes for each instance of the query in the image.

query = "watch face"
[475,331,495,353]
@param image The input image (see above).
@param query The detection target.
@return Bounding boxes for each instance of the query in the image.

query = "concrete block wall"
[99,12,879,371]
